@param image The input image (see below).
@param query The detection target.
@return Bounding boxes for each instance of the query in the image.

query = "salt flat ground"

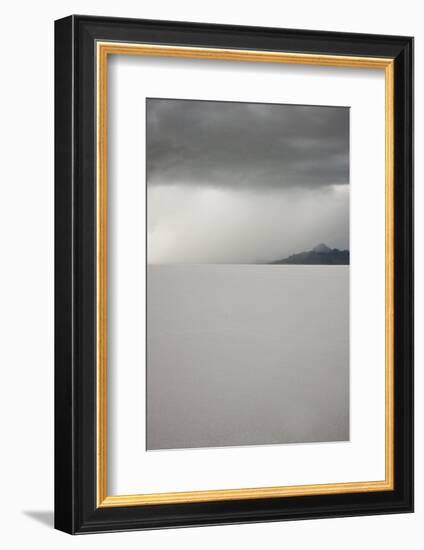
[147,265,349,450]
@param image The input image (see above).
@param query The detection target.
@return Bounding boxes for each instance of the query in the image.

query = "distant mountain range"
[270,244,349,265]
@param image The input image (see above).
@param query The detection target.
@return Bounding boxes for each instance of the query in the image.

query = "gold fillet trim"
[101,479,392,508]
[384,61,395,491]
[97,41,393,69]
[96,42,108,507]
[96,41,395,508]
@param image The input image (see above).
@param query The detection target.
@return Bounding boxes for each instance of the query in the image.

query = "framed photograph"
[54,15,413,534]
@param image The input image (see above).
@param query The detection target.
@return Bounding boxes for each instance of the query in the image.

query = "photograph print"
[146,98,350,451]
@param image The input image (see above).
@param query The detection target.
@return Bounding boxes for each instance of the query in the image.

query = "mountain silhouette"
[271,244,349,265]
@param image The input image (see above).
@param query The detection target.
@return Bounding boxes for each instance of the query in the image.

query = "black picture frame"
[55,14,413,534]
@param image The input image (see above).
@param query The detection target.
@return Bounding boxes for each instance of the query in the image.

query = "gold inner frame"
[96,42,395,508]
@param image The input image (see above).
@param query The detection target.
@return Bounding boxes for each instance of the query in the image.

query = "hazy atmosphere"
[146,97,350,451]
[147,98,349,264]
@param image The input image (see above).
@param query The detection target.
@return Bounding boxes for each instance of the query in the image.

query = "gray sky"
[147,98,349,264]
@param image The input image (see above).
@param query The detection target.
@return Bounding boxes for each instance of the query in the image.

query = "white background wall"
[0,1,420,547]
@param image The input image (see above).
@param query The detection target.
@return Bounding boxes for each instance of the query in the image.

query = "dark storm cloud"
[146,98,349,263]
[146,99,349,191]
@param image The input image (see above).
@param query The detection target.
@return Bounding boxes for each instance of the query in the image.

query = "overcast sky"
[147,98,349,264]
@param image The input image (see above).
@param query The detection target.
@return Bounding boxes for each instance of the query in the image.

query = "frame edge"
[54,15,77,535]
